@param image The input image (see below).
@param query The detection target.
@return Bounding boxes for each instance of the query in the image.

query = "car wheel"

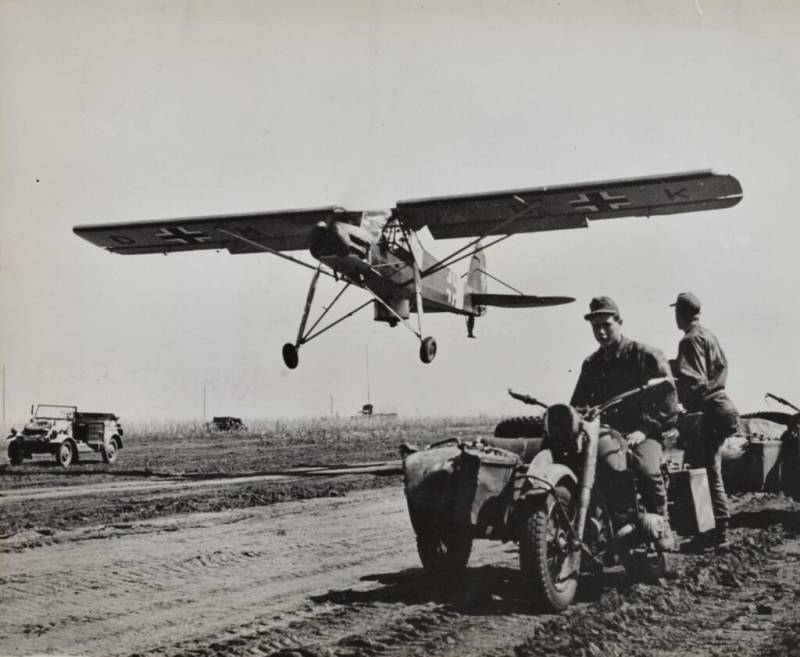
[56,441,75,468]
[102,438,118,464]
[8,441,24,466]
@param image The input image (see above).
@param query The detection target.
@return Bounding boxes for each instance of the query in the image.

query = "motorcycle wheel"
[415,526,472,580]
[519,485,580,612]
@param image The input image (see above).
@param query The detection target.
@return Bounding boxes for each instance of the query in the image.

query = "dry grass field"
[0,415,499,534]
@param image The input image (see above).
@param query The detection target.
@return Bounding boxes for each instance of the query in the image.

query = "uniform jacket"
[674,321,738,434]
[571,336,679,441]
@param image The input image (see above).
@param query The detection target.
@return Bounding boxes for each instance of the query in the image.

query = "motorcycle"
[401,377,700,613]
[514,377,677,612]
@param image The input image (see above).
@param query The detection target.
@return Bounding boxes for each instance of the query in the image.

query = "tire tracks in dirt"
[0,462,402,503]
[3,487,800,657]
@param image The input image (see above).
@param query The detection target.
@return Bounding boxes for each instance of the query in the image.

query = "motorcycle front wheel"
[519,485,581,612]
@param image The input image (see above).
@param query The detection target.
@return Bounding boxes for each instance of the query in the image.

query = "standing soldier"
[671,292,739,548]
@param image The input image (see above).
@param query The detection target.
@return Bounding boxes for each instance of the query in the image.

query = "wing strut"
[418,199,551,279]
[460,266,525,295]
[218,228,338,279]
[282,273,373,369]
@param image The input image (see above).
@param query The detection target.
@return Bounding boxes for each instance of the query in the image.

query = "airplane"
[74,169,742,368]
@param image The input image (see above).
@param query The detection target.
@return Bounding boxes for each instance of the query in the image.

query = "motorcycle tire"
[519,485,580,612]
[493,416,544,438]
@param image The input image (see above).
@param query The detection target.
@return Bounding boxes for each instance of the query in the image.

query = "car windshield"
[34,405,76,420]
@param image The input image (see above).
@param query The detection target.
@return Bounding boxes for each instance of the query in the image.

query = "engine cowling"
[309,221,371,260]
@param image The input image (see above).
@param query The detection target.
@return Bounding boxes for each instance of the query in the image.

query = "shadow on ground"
[732,508,800,534]
[312,562,640,616]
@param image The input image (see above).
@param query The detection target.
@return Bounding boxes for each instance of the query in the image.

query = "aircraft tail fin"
[465,250,487,298]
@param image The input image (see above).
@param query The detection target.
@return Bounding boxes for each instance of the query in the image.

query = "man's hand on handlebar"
[625,430,647,447]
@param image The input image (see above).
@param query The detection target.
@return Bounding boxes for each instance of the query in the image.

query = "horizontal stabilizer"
[470,293,575,308]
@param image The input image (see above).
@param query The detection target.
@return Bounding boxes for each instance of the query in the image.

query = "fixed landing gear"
[282,343,299,369]
[419,336,437,364]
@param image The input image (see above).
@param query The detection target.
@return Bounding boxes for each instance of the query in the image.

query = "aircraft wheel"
[419,337,437,364]
[282,343,299,369]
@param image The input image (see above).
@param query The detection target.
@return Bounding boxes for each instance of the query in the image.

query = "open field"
[2,417,800,657]
[0,416,496,535]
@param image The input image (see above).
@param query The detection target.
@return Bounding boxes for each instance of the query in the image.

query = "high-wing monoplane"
[74,170,742,367]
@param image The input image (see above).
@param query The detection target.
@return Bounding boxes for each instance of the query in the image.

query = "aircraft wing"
[395,170,742,239]
[73,207,360,255]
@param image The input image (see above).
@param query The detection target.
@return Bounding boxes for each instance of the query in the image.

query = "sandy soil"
[2,419,800,657]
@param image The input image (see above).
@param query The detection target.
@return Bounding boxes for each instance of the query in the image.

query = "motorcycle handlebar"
[507,388,548,409]
[586,377,672,420]
[766,392,800,413]
[508,377,672,418]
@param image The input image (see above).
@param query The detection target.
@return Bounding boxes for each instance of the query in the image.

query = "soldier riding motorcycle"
[512,377,676,612]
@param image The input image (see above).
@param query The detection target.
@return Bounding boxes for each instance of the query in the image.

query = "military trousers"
[684,397,738,521]
[596,427,668,518]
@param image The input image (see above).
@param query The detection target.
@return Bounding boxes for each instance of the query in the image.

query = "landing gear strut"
[281,268,372,369]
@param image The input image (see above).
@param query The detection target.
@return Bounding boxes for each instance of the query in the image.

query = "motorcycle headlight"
[544,404,582,454]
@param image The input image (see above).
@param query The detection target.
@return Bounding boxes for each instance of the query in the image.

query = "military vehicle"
[6,404,124,468]
[401,379,713,612]
[207,416,247,432]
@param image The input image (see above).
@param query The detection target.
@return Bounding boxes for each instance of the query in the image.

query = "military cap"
[670,291,701,316]
[584,296,620,320]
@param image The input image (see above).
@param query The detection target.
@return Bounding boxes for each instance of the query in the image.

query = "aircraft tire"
[282,343,299,369]
[419,337,437,364]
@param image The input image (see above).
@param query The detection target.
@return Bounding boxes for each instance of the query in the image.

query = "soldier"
[671,292,738,548]
[571,296,679,551]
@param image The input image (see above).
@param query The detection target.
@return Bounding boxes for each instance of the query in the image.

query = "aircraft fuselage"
[308,215,474,322]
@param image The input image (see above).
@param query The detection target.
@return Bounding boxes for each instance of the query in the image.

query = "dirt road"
[3,485,800,657]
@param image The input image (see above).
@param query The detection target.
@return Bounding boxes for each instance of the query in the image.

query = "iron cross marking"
[154,227,213,245]
[569,191,631,213]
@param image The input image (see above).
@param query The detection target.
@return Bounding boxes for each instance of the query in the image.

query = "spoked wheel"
[282,343,299,369]
[415,525,472,580]
[519,485,581,612]
[419,336,437,364]
[56,441,75,469]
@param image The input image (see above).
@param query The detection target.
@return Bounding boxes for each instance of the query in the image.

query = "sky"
[1,1,799,424]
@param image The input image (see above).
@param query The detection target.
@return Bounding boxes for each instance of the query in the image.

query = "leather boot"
[709,517,731,549]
